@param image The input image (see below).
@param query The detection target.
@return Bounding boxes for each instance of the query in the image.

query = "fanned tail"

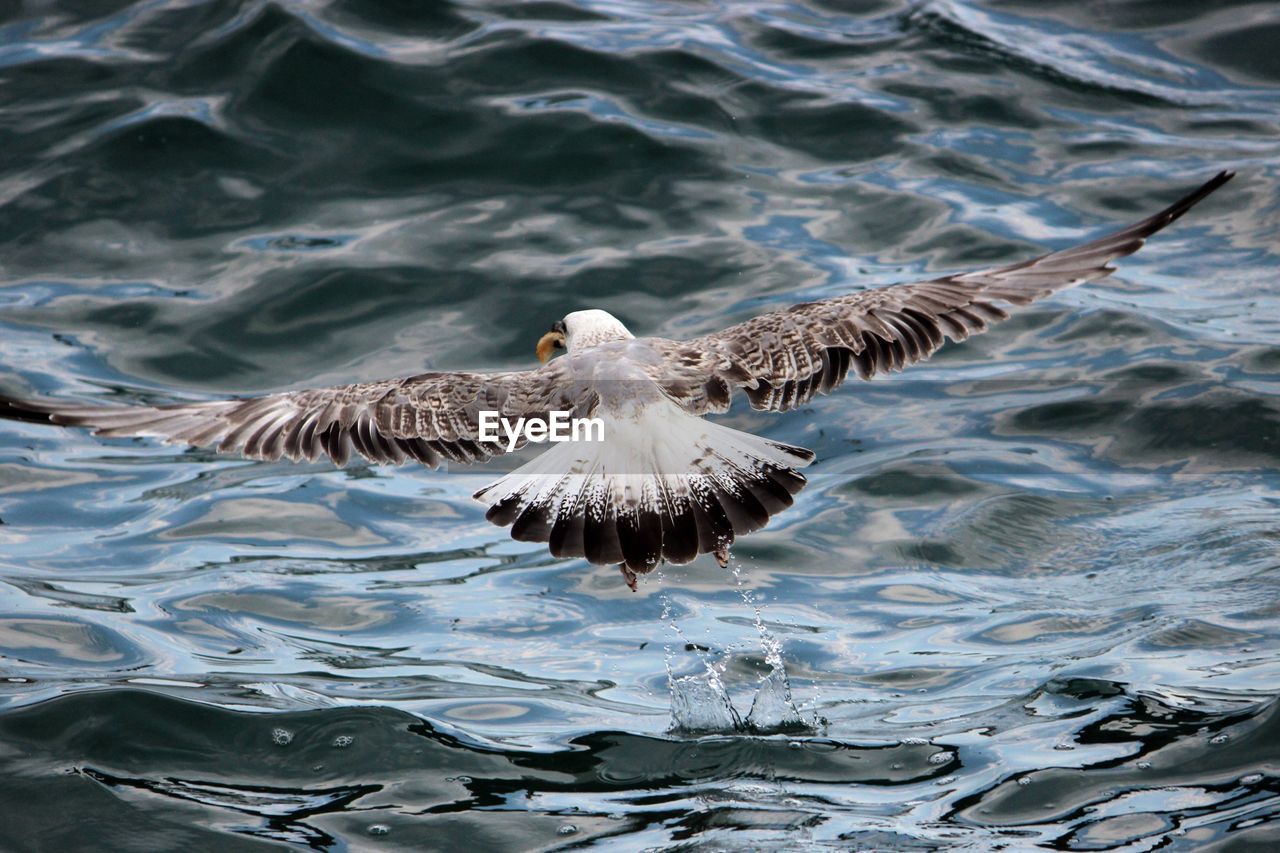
[473,400,813,588]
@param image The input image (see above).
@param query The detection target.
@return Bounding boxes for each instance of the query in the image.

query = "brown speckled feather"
[6,361,586,467]
[653,171,1233,414]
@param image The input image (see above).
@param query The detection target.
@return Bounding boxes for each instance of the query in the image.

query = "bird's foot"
[714,544,730,568]
[619,564,639,592]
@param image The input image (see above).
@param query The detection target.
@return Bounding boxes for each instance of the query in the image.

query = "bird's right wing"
[653,171,1234,414]
[1,360,588,468]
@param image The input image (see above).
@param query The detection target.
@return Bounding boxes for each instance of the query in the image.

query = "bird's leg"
[618,558,664,591]
[619,563,638,592]
[714,543,731,568]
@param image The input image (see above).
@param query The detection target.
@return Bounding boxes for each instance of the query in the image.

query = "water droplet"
[1137,761,1151,770]
[891,762,904,770]
[1242,773,1263,784]
[271,728,293,746]
[928,751,954,765]
[788,741,802,750]
[312,764,324,772]
[1053,743,1074,751]
[901,737,928,745]
[1018,777,1032,786]
[1210,733,1230,745]
[557,825,578,837]
[332,735,354,748]
[935,775,957,786]
[368,824,390,836]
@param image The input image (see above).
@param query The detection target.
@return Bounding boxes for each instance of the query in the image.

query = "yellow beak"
[536,331,565,363]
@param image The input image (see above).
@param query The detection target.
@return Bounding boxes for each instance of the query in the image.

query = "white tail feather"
[474,400,812,576]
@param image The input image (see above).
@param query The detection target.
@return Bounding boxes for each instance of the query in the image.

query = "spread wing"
[1,361,588,468]
[655,171,1234,414]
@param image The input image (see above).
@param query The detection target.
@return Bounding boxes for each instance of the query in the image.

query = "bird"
[0,172,1234,589]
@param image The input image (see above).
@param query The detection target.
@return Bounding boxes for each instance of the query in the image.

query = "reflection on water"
[1,0,1278,847]
[3,685,1275,848]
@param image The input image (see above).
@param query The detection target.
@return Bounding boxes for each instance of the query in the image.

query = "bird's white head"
[536,309,633,362]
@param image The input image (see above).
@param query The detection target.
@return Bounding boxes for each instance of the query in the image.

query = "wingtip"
[1140,168,1236,236]
[1189,168,1235,199]
[1197,169,1236,200]
[0,394,55,425]
[1208,169,1236,189]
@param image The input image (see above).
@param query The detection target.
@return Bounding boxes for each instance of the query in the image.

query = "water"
[663,567,812,735]
[1,0,1278,848]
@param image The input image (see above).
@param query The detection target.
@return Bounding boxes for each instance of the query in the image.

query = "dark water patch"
[162,4,319,98]
[241,35,435,133]
[94,114,252,171]
[487,1,611,24]
[890,537,967,567]
[325,0,483,36]
[952,694,1280,835]
[843,463,990,501]
[901,6,1177,108]
[1179,19,1280,85]
[933,492,1102,571]
[1242,345,1280,374]
[1051,308,1177,345]
[1099,361,1202,385]
[855,665,970,691]
[1008,398,1131,432]
[746,14,902,63]
[1126,396,1280,460]
[987,0,1268,31]
[2,682,1275,848]
[0,689,949,847]
[882,80,1048,130]
[1143,619,1260,650]
[743,98,918,161]
[1000,389,1280,469]
[4,265,521,390]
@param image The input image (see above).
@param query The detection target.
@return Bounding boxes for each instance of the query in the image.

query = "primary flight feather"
[1,172,1234,588]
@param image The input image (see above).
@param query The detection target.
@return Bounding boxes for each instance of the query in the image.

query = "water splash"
[660,566,818,735]
[732,563,811,733]
[660,584,742,734]
[668,673,743,733]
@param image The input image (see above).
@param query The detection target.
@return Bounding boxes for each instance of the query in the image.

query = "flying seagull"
[1,172,1233,589]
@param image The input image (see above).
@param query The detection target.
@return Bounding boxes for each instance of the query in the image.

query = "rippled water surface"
[2,0,1279,849]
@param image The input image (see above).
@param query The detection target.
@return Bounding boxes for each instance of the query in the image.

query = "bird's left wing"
[1,361,585,468]
[653,171,1233,414]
